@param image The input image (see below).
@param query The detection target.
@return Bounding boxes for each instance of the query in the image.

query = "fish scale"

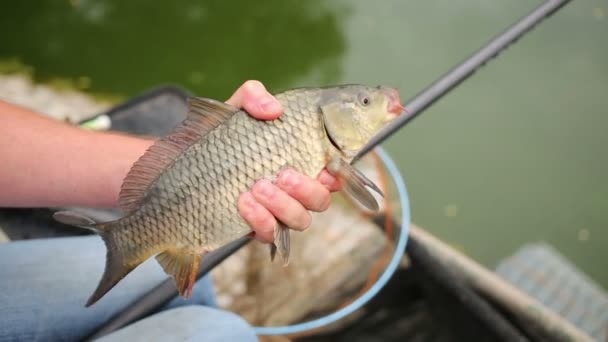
[53,84,402,306]
[128,93,314,250]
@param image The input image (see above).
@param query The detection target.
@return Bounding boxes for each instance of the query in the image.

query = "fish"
[53,84,404,306]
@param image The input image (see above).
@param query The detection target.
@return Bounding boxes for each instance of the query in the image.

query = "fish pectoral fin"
[271,222,290,266]
[156,249,202,299]
[328,157,383,212]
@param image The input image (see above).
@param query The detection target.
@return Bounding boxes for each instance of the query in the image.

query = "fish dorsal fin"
[119,97,239,213]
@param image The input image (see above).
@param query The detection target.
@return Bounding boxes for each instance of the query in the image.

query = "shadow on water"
[0,0,348,98]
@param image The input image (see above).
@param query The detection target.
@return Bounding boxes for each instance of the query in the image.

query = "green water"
[1,1,607,287]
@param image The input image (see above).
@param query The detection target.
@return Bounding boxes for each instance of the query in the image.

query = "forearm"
[0,100,152,208]
[1,80,340,243]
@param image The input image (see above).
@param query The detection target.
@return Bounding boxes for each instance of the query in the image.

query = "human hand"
[227,80,341,243]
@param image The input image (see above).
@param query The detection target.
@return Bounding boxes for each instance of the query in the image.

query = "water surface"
[1,0,606,286]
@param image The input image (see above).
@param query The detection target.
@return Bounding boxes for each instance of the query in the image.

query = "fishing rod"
[357,0,571,158]
[87,0,572,339]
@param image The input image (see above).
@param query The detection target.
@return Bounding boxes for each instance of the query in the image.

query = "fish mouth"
[385,88,406,115]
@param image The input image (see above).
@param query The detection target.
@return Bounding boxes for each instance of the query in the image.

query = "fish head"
[320,85,403,158]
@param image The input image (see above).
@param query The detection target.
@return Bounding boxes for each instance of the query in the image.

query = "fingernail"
[318,176,330,187]
[280,170,298,189]
[318,173,334,187]
[260,98,281,113]
[254,180,275,198]
[240,192,255,209]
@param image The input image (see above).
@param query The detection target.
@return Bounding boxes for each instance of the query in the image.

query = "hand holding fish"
[225,80,341,244]
[52,81,404,305]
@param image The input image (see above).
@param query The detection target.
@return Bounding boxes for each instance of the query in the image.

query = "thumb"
[225,80,283,120]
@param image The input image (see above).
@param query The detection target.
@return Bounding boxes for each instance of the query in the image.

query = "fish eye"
[359,94,371,106]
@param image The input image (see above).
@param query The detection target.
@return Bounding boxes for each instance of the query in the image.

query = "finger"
[225,80,282,120]
[252,179,312,231]
[317,169,341,192]
[277,169,331,212]
[238,191,276,243]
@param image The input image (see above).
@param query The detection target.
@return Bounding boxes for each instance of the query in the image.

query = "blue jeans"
[0,236,257,341]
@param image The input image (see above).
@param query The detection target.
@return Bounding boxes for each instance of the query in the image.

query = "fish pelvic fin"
[155,249,202,299]
[271,222,291,266]
[327,157,382,211]
[269,244,277,262]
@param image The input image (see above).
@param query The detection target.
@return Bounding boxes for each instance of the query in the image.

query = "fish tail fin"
[53,210,137,306]
[86,228,136,307]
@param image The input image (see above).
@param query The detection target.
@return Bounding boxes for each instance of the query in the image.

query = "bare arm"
[0,80,339,242]
[0,100,152,208]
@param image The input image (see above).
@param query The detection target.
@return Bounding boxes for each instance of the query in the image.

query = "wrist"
[86,130,154,208]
